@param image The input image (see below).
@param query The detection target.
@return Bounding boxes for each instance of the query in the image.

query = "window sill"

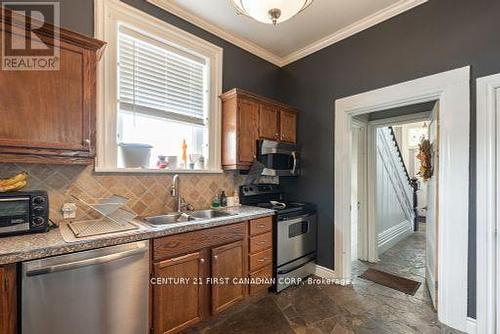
[94,167,224,175]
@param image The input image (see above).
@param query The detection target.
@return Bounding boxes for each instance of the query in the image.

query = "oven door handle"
[279,213,315,224]
[291,151,298,175]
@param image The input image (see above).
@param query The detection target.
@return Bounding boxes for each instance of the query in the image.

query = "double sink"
[144,209,237,226]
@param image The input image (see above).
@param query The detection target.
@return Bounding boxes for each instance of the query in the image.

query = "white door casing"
[334,66,470,331]
[351,127,360,261]
[426,102,439,309]
[476,73,500,334]
[351,120,368,261]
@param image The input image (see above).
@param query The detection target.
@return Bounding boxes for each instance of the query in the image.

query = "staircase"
[376,127,417,252]
[387,126,418,230]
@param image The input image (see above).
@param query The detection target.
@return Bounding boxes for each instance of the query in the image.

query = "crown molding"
[281,0,428,66]
[146,0,428,68]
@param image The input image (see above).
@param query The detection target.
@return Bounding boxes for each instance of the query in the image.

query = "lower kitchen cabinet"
[151,219,274,333]
[0,264,17,334]
[248,216,274,296]
[211,241,246,314]
[152,223,249,334]
[153,251,208,334]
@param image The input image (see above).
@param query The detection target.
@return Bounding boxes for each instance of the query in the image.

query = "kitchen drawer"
[249,248,272,272]
[249,216,273,236]
[249,265,273,296]
[153,223,246,261]
[249,232,272,254]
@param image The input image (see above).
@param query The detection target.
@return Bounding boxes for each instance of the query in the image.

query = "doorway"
[350,106,438,307]
[333,67,470,332]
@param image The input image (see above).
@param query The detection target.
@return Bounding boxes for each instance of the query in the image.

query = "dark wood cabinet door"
[153,251,207,334]
[259,104,280,140]
[0,264,17,334]
[211,240,246,314]
[0,13,104,164]
[280,110,297,143]
[238,99,259,164]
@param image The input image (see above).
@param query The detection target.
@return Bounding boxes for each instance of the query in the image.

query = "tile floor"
[187,223,463,334]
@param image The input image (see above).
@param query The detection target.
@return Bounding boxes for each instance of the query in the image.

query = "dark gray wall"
[12,0,492,318]
[16,0,282,99]
[278,0,500,318]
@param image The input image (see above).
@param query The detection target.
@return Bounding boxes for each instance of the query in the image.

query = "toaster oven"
[0,191,49,237]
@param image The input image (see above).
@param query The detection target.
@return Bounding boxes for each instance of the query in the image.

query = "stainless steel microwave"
[257,140,300,177]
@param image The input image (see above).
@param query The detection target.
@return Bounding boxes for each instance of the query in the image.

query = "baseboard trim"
[466,317,476,334]
[378,220,413,254]
[314,264,352,285]
[426,263,437,309]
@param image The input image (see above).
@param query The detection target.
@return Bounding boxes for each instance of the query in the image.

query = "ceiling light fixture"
[230,0,313,25]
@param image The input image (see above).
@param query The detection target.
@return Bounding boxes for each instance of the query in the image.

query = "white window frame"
[94,0,223,173]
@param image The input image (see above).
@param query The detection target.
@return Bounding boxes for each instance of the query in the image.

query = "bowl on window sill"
[118,143,153,168]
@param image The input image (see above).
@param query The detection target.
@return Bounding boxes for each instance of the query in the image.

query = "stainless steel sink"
[144,213,195,226]
[188,209,237,220]
[143,209,237,226]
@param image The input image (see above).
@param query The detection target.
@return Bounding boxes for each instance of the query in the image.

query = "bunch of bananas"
[0,171,28,192]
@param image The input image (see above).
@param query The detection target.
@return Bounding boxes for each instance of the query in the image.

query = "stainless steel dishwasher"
[21,240,150,334]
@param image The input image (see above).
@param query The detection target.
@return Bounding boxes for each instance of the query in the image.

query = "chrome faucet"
[170,175,193,212]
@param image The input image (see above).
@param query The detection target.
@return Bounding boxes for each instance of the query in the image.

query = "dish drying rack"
[67,195,139,238]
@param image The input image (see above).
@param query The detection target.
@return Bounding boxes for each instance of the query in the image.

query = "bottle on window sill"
[219,191,227,207]
[181,139,188,169]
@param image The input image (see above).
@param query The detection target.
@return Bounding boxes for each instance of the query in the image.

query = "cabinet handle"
[84,139,91,145]
[259,241,266,244]
[213,255,218,261]
[258,258,267,262]
[200,258,205,264]
[258,224,266,228]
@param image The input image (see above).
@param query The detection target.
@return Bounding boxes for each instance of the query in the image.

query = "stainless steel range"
[239,184,317,292]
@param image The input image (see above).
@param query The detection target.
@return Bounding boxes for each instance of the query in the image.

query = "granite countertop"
[0,206,275,265]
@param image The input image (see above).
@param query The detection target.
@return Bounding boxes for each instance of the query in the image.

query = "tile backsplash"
[0,164,246,222]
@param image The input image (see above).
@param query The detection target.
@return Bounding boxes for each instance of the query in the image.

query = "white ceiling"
[147,0,427,66]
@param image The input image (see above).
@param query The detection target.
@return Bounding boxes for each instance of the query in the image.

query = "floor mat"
[359,268,421,295]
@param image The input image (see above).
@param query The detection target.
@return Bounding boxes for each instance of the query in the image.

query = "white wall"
[376,128,414,254]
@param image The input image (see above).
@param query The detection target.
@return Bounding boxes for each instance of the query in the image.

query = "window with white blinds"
[96,0,222,172]
[118,26,208,126]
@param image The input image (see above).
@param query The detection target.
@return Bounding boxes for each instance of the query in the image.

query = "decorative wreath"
[416,138,433,181]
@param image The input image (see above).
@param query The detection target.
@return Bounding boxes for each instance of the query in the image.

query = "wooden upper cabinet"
[238,99,260,165]
[153,251,207,334]
[259,104,280,140]
[280,109,297,143]
[211,241,246,314]
[0,264,17,334]
[221,89,298,170]
[0,10,105,164]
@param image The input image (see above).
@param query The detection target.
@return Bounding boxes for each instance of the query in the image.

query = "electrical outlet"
[61,203,77,219]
